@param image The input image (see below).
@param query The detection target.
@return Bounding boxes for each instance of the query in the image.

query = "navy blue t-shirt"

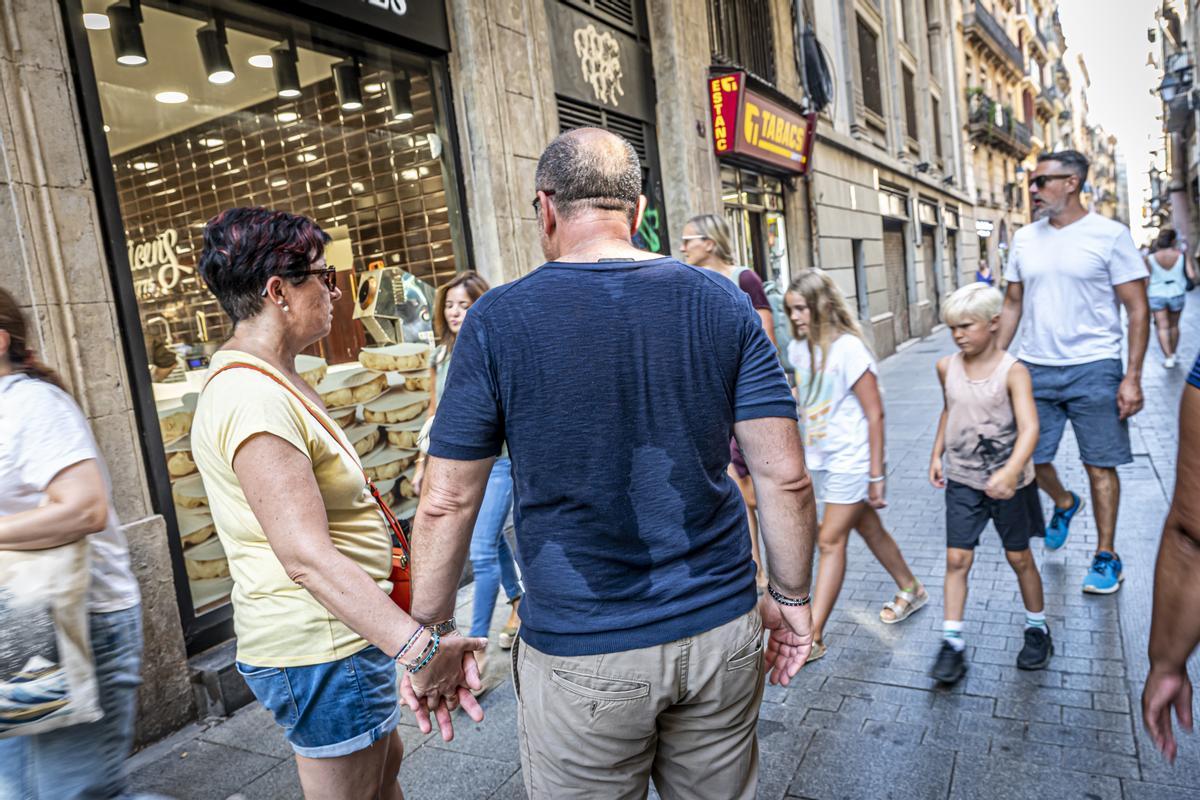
[428,257,796,656]
[1190,353,1200,390]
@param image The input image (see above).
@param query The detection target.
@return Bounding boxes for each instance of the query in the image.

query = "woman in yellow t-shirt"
[191,208,485,799]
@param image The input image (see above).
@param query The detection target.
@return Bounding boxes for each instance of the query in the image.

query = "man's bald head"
[534,128,642,222]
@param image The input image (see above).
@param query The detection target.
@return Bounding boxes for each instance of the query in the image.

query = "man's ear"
[540,191,557,238]
[631,195,648,237]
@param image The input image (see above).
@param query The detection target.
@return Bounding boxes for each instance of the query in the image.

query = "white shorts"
[811,470,869,505]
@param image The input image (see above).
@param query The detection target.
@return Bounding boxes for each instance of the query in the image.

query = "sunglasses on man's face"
[260,267,338,297]
[1028,173,1074,189]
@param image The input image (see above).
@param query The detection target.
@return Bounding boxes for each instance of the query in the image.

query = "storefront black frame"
[58,0,474,653]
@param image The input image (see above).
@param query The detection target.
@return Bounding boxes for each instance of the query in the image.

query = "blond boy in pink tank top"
[928,283,1050,685]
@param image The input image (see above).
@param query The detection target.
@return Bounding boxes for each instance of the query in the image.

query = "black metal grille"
[593,0,636,30]
[556,95,649,164]
[708,0,777,84]
[564,0,639,35]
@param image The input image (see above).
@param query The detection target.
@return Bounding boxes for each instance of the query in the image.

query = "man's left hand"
[401,633,487,740]
[1118,375,1144,420]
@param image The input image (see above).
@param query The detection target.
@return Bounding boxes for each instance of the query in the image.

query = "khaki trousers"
[513,608,766,799]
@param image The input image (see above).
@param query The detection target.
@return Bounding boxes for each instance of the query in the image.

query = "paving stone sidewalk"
[128,299,1200,800]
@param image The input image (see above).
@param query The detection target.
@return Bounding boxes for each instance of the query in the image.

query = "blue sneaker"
[1045,492,1083,550]
[1082,552,1123,594]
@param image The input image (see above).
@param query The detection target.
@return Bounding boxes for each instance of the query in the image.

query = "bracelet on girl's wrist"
[402,629,441,674]
[867,474,886,483]
[394,624,426,662]
[767,584,812,607]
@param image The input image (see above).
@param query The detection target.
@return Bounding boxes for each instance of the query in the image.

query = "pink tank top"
[942,352,1033,492]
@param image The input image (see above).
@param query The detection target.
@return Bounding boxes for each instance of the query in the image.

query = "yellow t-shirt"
[191,350,392,667]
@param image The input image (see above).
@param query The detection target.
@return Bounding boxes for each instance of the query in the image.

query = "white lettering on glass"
[366,0,408,16]
[127,228,194,293]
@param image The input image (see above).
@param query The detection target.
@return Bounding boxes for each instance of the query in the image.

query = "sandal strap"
[894,590,917,604]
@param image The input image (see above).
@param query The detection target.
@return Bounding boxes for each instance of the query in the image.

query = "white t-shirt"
[1003,213,1147,366]
[787,334,877,473]
[0,374,141,613]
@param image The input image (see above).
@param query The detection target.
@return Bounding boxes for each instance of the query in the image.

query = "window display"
[80,0,465,625]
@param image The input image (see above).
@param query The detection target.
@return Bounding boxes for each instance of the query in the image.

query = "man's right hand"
[759,594,814,685]
[1143,664,1194,763]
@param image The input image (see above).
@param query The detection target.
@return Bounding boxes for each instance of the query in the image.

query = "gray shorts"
[1024,359,1132,468]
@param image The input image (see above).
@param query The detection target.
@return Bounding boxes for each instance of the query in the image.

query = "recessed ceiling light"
[197,137,224,148]
[155,91,188,104]
[276,110,298,122]
[132,160,159,171]
[297,153,318,163]
[401,168,419,181]
[270,177,288,187]
[350,181,365,193]
[364,82,384,94]
[248,53,273,68]
[102,124,111,132]
[83,12,110,30]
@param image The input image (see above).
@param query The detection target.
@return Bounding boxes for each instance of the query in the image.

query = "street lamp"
[1157,53,1193,102]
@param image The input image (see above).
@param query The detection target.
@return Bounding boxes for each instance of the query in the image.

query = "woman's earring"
[279,302,289,313]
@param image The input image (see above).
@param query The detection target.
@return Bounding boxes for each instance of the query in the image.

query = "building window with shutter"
[708,0,777,83]
[856,15,884,123]
[903,65,919,148]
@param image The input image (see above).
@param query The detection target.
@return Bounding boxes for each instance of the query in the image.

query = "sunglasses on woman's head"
[260,267,338,296]
[1028,174,1074,189]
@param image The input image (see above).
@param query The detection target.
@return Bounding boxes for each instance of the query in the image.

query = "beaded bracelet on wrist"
[394,625,426,662]
[767,584,812,607]
[404,629,441,674]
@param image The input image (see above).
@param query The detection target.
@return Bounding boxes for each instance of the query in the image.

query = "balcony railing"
[967,92,1033,159]
[964,0,1024,74]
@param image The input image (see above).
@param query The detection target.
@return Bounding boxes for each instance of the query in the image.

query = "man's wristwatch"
[426,619,458,637]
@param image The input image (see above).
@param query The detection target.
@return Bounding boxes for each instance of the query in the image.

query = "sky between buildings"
[1057,0,1160,244]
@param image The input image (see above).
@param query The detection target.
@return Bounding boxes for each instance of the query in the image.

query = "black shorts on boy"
[945,480,1045,551]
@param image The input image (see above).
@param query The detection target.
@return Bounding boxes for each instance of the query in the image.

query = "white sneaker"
[1165,355,1177,369]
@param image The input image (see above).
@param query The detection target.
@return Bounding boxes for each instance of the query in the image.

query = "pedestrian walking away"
[681,212,778,594]
[413,269,523,671]
[997,149,1150,594]
[190,208,486,800]
[1142,352,1200,763]
[785,269,927,665]
[1145,228,1195,369]
[928,283,1050,686]
[404,127,819,800]
[0,288,146,800]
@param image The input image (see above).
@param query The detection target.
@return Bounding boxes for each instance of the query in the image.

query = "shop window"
[78,0,466,627]
[902,65,919,146]
[709,0,777,83]
[856,15,884,121]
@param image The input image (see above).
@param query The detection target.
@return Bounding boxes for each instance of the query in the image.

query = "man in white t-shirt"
[997,150,1149,595]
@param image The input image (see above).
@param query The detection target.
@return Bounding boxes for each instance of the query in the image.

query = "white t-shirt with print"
[787,334,877,474]
[0,374,141,613]
[1003,213,1147,366]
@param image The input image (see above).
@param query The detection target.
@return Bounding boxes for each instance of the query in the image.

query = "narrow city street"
[123,298,1200,800]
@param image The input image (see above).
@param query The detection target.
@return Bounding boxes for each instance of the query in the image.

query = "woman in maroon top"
[681,213,776,592]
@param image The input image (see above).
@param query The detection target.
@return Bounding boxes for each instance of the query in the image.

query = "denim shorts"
[1024,359,1132,468]
[236,646,399,758]
[810,470,869,505]
[1149,294,1185,313]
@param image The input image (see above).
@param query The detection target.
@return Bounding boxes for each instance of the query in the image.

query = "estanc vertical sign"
[290,0,450,51]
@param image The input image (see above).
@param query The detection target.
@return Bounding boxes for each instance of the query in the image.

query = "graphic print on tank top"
[942,352,1033,491]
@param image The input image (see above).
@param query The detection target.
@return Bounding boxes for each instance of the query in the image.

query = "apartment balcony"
[968,92,1033,159]
[964,0,1024,78]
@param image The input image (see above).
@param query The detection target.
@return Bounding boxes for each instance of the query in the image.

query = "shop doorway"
[721,166,790,285]
[921,226,940,321]
[883,219,910,345]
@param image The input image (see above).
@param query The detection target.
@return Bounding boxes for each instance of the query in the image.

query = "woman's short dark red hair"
[198,207,331,323]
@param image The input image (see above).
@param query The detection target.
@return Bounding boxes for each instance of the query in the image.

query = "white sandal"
[880,584,928,624]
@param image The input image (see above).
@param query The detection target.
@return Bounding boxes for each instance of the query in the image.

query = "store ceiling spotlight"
[83,12,111,30]
[155,90,188,104]
[332,59,363,111]
[271,38,301,99]
[107,0,147,66]
[197,18,235,85]
[387,73,413,121]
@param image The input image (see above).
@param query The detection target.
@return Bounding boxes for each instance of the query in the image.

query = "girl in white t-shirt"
[785,271,927,662]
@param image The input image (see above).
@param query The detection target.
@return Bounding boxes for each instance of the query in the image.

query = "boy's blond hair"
[942,282,1003,326]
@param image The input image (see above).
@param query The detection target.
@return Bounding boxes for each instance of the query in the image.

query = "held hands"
[867,477,887,509]
[929,456,946,489]
[1143,664,1194,763]
[1117,375,1144,420]
[758,593,814,686]
[985,467,1019,501]
[399,631,488,741]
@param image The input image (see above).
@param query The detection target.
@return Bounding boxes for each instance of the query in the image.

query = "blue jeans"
[0,605,144,800]
[470,458,522,638]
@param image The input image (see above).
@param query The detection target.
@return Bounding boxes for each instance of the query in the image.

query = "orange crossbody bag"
[204,363,412,612]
